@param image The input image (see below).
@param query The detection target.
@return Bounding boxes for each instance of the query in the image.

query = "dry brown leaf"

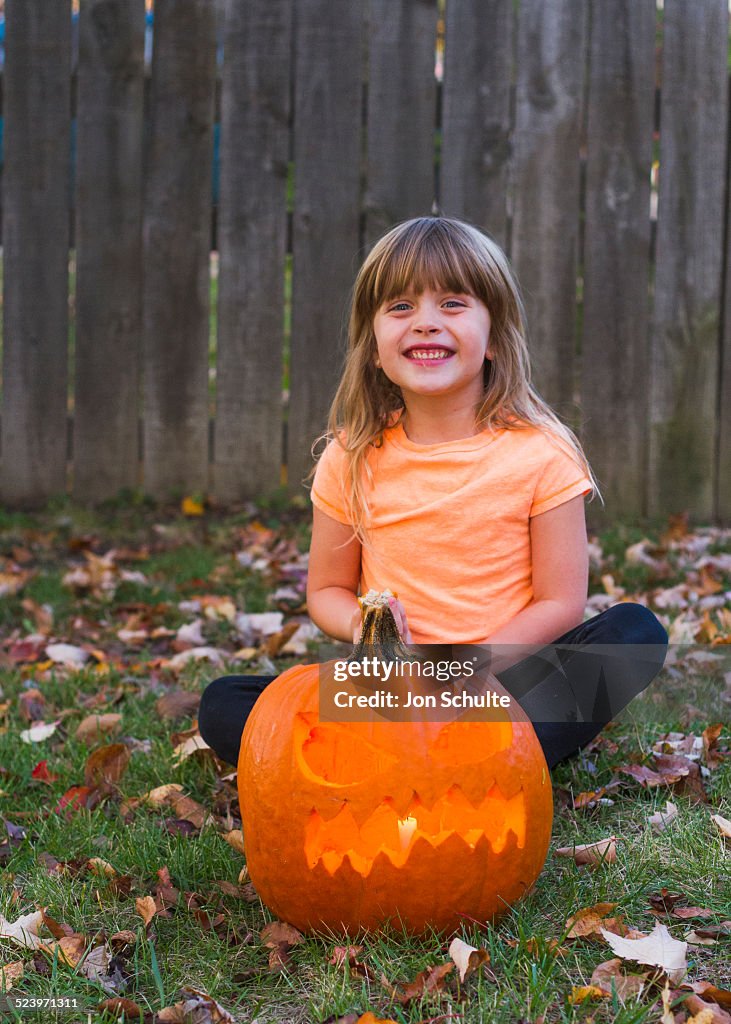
[135,895,157,928]
[448,935,489,982]
[96,999,143,1020]
[223,829,245,856]
[75,713,122,745]
[568,984,609,1004]
[600,921,687,984]
[703,723,725,770]
[649,800,679,832]
[0,961,24,990]
[555,836,617,867]
[87,857,116,878]
[0,909,46,949]
[156,690,201,721]
[171,733,211,764]
[590,958,649,1002]
[84,743,130,786]
[393,962,453,1005]
[109,930,137,951]
[565,902,625,940]
[660,980,677,1024]
[712,813,731,838]
[682,983,731,1009]
[683,994,731,1023]
[260,921,305,948]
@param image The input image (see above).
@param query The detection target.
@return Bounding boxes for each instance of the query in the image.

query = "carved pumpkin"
[238,592,553,934]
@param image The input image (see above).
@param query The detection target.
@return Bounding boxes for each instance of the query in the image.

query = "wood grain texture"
[287,0,364,490]
[581,0,655,519]
[649,0,728,520]
[213,0,292,501]
[441,0,514,245]
[1,0,72,507]
[511,0,586,420]
[74,0,145,503]
[142,0,216,499]
[364,0,438,247]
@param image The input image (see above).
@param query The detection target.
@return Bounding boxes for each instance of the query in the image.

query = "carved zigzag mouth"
[304,783,526,877]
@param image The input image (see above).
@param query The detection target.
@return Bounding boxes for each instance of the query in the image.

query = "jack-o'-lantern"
[237,591,552,934]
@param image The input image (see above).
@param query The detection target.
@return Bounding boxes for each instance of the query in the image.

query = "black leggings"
[198,602,668,770]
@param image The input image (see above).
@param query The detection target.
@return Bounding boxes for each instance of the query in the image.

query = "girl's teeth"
[408,350,450,360]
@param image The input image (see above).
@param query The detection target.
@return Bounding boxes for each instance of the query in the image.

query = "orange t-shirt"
[310,421,592,643]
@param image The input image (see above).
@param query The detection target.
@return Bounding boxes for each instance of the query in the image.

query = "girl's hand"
[387,596,413,643]
[351,596,413,643]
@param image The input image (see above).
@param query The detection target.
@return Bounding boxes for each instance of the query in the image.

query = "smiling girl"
[199,216,668,769]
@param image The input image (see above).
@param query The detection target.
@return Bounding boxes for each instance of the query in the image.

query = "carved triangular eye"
[430,721,513,764]
[294,715,397,784]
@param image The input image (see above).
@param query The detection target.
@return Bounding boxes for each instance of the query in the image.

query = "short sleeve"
[530,436,593,518]
[310,439,353,525]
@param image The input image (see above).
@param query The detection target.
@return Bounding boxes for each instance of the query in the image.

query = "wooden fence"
[1,0,730,526]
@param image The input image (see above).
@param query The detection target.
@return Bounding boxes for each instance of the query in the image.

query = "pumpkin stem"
[350,589,412,663]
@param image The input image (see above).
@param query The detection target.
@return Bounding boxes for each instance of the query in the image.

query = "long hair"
[315,216,602,540]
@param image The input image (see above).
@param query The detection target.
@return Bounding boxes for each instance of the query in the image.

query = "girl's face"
[372,288,492,406]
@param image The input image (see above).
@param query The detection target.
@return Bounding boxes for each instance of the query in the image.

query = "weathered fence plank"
[1,0,71,507]
[74,0,145,503]
[441,0,514,246]
[649,0,728,520]
[364,0,438,247]
[511,0,587,420]
[213,0,292,502]
[287,0,364,489]
[142,0,216,499]
[581,0,655,519]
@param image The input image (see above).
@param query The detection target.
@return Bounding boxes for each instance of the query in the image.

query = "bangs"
[366,219,488,310]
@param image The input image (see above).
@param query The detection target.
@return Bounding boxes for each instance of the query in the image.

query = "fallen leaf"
[712,814,731,839]
[682,983,731,1009]
[0,909,46,949]
[0,961,24,990]
[565,902,625,940]
[158,986,234,1023]
[156,690,201,721]
[683,994,731,1023]
[135,896,157,928]
[84,743,130,786]
[20,720,60,743]
[448,936,489,982]
[590,958,648,1002]
[600,921,687,983]
[223,829,245,856]
[87,858,116,878]
[171,733,211,764]
[650,800,678,832]
[31,760,59,784]
[75,713,122,745]
[46,643,89,667]
[555,836,617,866]
[568,984,609,1004]
[260,921,304,948]
[393,962,453,1005]
[96,999,143,1020]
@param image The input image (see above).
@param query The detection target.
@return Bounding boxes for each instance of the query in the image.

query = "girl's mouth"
[404,348,454,366]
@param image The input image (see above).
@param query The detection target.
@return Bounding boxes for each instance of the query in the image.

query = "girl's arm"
[306,507,363,643]
[482,494,589,669]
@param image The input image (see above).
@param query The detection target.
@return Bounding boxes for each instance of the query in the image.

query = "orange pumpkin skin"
[237,661,553,935]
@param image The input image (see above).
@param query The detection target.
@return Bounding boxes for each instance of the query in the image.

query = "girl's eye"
[443,300,465,308]
[388,302,411,312]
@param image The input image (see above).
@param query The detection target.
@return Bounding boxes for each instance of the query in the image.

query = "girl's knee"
[604,602,668,647]
[198,676,240,736]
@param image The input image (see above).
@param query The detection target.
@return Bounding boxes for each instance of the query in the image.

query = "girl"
[200,216,667,769]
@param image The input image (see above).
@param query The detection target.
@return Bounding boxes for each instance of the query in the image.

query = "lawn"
[0,495,729,1024]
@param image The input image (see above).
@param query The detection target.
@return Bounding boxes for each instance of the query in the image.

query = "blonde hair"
[315,216,602,540]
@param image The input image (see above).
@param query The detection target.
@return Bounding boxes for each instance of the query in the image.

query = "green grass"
[0,498,729,1022]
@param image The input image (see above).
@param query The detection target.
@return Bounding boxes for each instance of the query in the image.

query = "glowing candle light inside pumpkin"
[398,815,418,849]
